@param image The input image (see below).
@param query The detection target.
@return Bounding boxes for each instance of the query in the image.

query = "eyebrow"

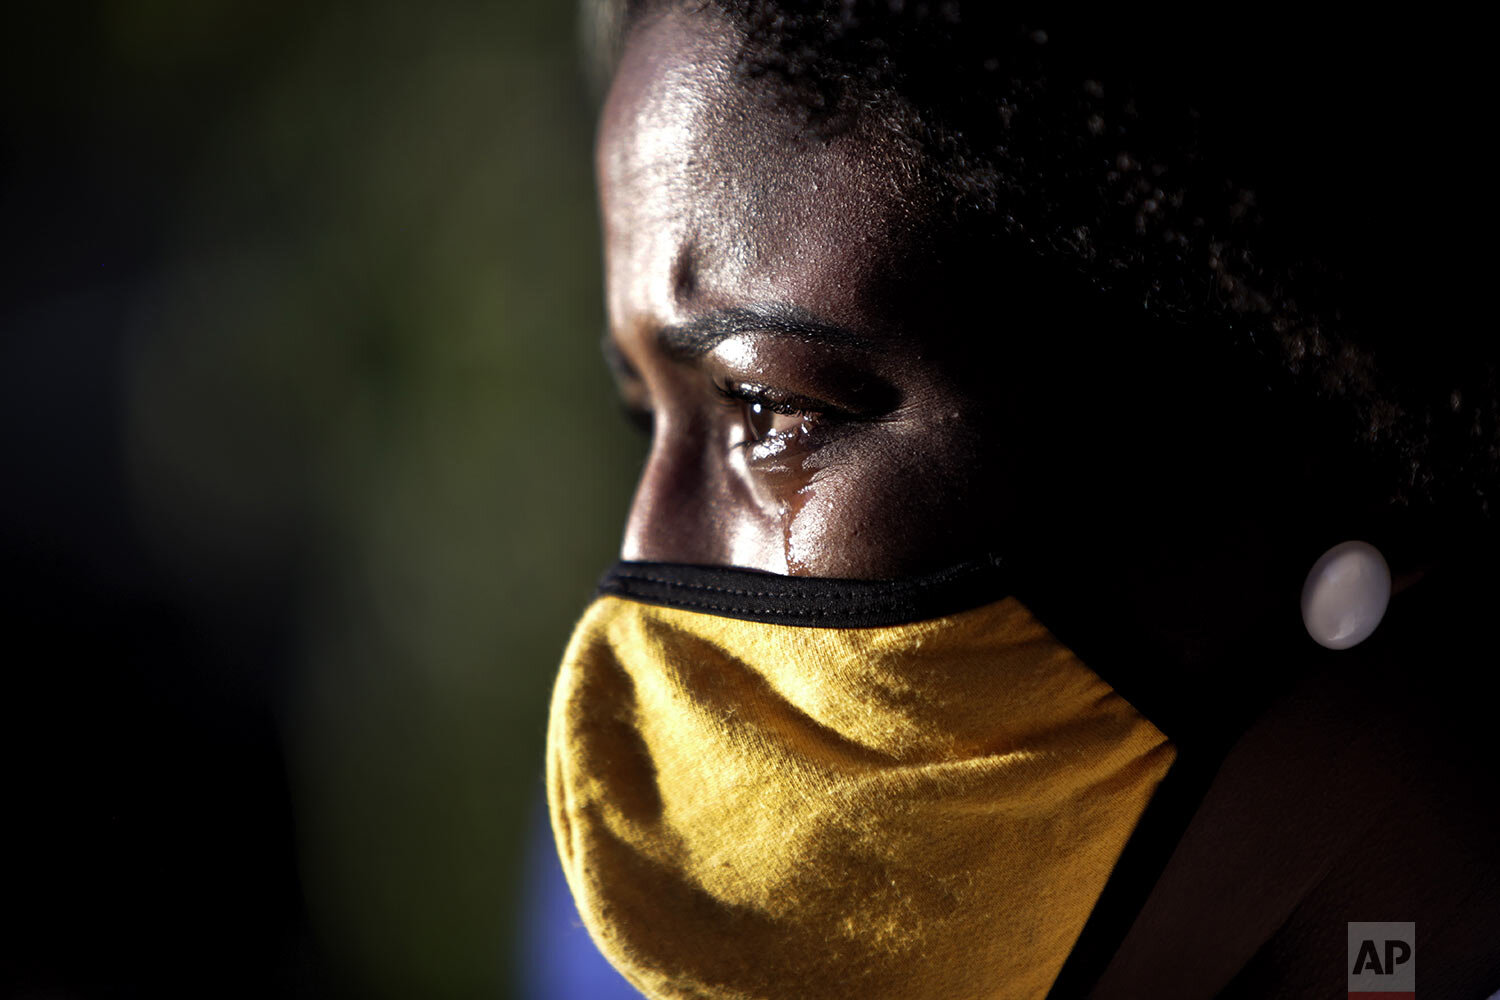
[657,303,872,360]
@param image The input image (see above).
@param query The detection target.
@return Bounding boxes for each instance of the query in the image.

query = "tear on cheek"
[781,483,835,577]
[747,434,790,463]
[737,435,823,499]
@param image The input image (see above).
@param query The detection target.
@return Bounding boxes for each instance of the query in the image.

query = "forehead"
[596,7,935,335]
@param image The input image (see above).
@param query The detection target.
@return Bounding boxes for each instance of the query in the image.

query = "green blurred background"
[3,2,643,996]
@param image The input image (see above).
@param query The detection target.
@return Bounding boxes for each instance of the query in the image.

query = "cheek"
[779,419,992,578]
[783,484,871,576]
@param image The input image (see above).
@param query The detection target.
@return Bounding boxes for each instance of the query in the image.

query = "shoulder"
[1091,564,1500,999]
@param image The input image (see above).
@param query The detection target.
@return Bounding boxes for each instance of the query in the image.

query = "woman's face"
[598,7,1017,579]
[597,5,1314,671]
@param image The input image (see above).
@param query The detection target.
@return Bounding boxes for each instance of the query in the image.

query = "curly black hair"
[587,1,1498,530]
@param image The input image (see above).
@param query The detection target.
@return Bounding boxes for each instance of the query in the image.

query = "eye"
[620,400,654,437]
[741,398,809,441]
[602,335,653,436]
[714,380,822,447]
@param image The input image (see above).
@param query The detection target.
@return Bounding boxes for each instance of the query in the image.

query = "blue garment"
[517,798,639,1000]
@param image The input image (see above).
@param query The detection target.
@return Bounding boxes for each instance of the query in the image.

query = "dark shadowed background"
[2,2,643,996]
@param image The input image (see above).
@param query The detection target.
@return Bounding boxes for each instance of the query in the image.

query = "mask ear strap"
[1040,581,1313,999]
[1062,554,1500,999]
[1077,692,1351,999]
[1049,655,1320,999]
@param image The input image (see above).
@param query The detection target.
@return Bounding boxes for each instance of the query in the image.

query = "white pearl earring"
[1301,540,1391,650]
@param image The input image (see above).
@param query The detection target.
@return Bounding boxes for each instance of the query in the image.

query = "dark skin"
[592,13,1500,994]
[599,6,1353,669]
[600,6,1001,580]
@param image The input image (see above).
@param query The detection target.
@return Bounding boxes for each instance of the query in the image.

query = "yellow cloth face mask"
[547,559,1175,1000]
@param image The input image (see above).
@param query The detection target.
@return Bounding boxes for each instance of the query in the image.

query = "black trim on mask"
[595,554,1010,628]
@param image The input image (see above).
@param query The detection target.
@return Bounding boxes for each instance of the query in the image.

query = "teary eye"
[714,380,820,444]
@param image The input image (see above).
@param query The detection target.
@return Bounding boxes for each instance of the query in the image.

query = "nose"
[620,415,782,571]
[621,412,728,565]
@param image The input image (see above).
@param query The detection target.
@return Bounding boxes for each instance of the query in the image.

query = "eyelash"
[613,381,820,443]
[712,379,817,417]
